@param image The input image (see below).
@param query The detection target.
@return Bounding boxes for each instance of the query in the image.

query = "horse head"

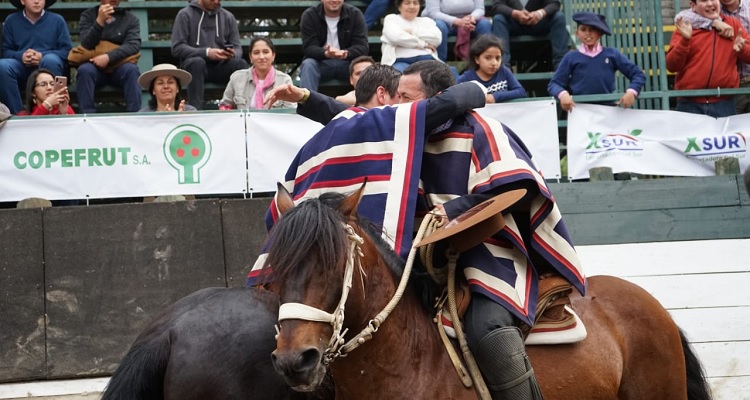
[268,182,404,392]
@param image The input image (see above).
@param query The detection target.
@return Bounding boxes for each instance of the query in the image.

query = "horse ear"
[276,182,295,215]
[339,179,367,218]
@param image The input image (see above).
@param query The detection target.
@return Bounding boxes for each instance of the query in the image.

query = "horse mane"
[266,192,406,286]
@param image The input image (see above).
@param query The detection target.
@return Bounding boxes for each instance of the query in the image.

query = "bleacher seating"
[3,0,749,112]
[0,0,567,108]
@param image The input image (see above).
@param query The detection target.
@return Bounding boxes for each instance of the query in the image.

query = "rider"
[256,60,586,400]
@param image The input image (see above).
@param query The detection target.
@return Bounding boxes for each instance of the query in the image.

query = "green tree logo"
[163,124,212,184]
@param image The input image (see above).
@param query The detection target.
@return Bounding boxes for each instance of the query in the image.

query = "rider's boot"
[474,326,544,400]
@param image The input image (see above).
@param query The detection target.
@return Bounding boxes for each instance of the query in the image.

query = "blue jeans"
[364,0,390,30]
[76,62,142,113]
[392,54,436,72]
[0,54,67,114]
[492,12,569,68]
[676,98,736,118]
[298,58,350,92]
[435,18,492,62]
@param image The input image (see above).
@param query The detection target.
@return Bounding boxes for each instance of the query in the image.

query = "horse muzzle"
[271,347,327,391]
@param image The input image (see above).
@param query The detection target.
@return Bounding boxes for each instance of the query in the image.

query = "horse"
[268,185,713,399]
[100,286,334,400]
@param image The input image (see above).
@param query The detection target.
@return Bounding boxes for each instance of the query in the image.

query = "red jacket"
[17,104,76,116]
[666,15,750,103]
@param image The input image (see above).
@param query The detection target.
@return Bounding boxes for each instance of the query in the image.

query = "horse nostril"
[298,348,322,371]
[272,347,322,377]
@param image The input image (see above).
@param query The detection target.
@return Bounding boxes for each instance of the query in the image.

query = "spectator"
[675,0,750,114]
[491,0,569,70]
[17,68,73,115]
[548,12,646,112]
[335,55,376,105]
[363,0,390,30]
[667,0,750,117]
[74,0,141,113]
[138,64,196,112]
[0,0,71,114]
[381,0,441,72]
[171,0,247,110]
[421,0,492,62]
[219,37,295,110]
[458,34,526,103]
[298,0,369,92]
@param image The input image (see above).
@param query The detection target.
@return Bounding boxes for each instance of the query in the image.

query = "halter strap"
[278,303,335,324]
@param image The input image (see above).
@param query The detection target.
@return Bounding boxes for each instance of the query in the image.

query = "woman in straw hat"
[138,64,195,112]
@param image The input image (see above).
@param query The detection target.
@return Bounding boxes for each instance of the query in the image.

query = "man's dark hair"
[402,60,455,97]
[354,63,401,105]
[349,55,376,77]
[467,34,503,71]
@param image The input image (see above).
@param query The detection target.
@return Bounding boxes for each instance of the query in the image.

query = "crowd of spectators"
[2,0,749,120]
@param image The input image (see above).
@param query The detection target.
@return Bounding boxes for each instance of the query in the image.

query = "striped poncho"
[247,101,586,326]
[419,111,586,325]
[247,100,429,285]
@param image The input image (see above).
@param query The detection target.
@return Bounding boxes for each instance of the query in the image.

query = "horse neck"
[330,256,475,399]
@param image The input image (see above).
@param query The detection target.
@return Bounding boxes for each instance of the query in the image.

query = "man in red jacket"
[667,0,750,117]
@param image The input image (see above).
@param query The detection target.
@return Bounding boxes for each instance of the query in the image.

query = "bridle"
[276,223,365,365]
[275,218,428,366]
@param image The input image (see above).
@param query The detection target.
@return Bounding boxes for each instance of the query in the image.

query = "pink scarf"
[252,66,275,109]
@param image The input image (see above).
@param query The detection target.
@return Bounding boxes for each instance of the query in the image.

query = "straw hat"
[415,189,527,252]
[10,0,57,9]
[138,64,192,90]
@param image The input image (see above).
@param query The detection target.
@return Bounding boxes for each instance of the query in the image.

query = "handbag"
[68,40,140,72]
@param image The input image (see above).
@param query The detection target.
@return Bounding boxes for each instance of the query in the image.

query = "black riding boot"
[474,326,544,400]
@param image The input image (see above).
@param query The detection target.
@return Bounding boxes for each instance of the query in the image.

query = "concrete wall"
[1,176,748,383]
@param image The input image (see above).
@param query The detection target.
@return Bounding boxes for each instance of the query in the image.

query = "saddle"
[437,276,586,346]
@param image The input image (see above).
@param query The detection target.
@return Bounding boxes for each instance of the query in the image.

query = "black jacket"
[297,82,487,133]
[300,3,369,61]
[79,6,141,64]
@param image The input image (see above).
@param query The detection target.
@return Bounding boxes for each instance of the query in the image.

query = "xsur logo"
[684,133,746,158]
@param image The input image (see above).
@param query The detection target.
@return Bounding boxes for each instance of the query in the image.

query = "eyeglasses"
[35,81,55,88]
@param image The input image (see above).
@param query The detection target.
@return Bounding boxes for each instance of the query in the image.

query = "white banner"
[478,100,562,179]
[567,104,750,180]
[246,113,321,193]
[0,112,248,201]
[0,102,561,201]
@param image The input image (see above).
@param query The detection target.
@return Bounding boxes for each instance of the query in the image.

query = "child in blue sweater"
[547,12,645,112]
[458,34,526,103]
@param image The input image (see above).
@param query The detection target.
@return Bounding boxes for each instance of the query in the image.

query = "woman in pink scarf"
[219,37,296,110]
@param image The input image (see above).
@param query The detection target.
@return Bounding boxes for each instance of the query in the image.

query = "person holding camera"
[171,0,247,110]
[0,0,72,115]
[74,0,142,113]
[17,69,74,115]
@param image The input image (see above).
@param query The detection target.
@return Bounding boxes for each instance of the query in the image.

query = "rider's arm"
[297,90,349,125]
[423,81,486,133]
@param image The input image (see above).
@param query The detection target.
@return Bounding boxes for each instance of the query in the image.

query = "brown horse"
[267,187,712,399]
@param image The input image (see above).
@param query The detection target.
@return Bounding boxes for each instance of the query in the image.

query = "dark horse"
[101,286,334,399]
[269,186,713,399]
